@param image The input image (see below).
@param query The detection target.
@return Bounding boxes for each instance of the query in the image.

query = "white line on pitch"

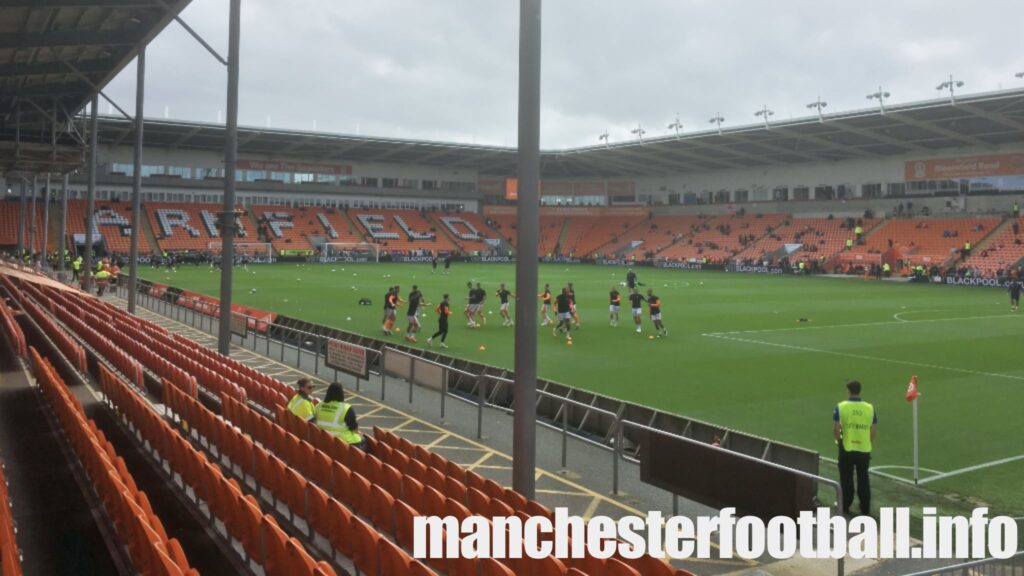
[892,309,947,323]
[705,312,1019,336]
[916,454,1024,485]
[702,333,1024,381]
[872,465,945,475]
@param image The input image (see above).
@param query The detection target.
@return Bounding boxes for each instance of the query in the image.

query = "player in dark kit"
[496,283,515,326]
[626,268,639,289]
[609,286,622,327]
[538,283,553,326]
[567,282,580,328]
[553,288,574,342]
[405,285,425,343]
[473,282,488,326]
[646,288,667,337]
[431,253,438,274]
[628,288,646,333]
[443,255,452,275]
[427,294,451,348]
[464,281,477,327]
[1009,277,1023,311]
[382,286,396,334]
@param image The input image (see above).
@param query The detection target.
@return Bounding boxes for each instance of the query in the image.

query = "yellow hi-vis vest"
[286,393,315,422]
[838,400,874,453]
[314,401,362,445]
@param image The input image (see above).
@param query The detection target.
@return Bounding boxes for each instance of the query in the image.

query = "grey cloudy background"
[102,0,1024,149]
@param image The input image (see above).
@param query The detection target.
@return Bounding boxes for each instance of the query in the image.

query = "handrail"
[899,552,1024,576]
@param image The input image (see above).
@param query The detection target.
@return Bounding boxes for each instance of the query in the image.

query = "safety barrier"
[31,347,198,576]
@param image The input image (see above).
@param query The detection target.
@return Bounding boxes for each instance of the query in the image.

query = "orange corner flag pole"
[906,375,920,484]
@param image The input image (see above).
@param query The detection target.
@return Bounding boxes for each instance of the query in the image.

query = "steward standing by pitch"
[834,380,877,516]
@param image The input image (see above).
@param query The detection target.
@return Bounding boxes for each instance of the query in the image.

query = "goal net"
[320,242,381,263]
[207,241,275,263]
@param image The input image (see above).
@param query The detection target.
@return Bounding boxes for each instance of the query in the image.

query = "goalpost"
[207,241,275,263]
[320,242,382,263]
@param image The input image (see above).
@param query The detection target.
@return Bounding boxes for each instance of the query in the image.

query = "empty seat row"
[1,275,86,371]
[31,348,198,576]
[97,363,334,576]
[0,289,25,359]
[167,384,429,575]
[0,448,22,576]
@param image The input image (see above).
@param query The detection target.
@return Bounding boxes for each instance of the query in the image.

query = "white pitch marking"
[705,312,1020,336]
[892,308,947,323]
[702,333,1024,382]
[868,463,946,473]
[916,454,1024,484]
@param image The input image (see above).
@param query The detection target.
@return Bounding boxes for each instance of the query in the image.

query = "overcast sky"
[102,0,1024,149]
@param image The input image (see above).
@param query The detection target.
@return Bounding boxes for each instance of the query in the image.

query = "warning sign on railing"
[326,339,369,379]
[230,313,248,337]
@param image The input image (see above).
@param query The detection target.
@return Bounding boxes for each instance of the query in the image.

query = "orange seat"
[481,557,516,576]
[607,557,642,576]
[379,463,403,499]
[631,555,677,576]
[467,486,491,515]
[326,498,355,559]
[311,450,333,492]
[283,466,307,519]
[330,462,352,504]
[313,561,337,576]
[445,475,468,505]
[350,517,380,576]
[306,484,331,538]
[401,475,425,513]
[285,537,318,574]
[260,515,290,576]
[369,484,396,534]
[423,485,446,518]
[393,499,419,551]
[379,537,413,576]
[349,472,373,520]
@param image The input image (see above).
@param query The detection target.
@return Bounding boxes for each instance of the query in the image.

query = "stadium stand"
[963,217,1024,277]
[30,347,200,576]
[252,205,329,253]
[560,214,649,259]
[428,211,503,254]
[736,217,880,262]
[656,213,789,263]
[64,199,151,255]
[349,208,455,254]
[850,217,999,266]
[147,201,250,252]
[0,200,43,249]
[607,215,707,261]
[486,213,567,257]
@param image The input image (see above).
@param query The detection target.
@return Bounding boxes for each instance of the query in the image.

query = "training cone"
[479,345,486,351]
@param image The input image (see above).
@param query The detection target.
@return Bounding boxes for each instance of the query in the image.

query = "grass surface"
[139,262,1024,515]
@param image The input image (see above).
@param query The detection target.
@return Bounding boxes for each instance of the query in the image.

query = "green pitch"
[139,262,1024,515]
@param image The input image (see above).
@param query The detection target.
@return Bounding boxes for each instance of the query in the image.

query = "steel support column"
[29,175,37,254]
[58,174,68,277]
[42,174,50,266]
[217,0,241,355]
[17,180,26,255]
[512,0,542,500]
[83,96,98,291]
[128,48,145,314]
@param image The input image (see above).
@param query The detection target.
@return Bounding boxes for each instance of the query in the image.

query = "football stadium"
[0,1,1023,575]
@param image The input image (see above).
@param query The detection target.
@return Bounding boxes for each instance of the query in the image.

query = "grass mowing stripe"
[702,333,1024,381]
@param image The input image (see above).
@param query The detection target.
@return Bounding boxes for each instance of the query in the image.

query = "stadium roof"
[0,0,192,175]
[95,88,1024,179]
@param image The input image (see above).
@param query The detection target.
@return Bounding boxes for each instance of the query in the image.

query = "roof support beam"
[0,30,146,49]
[0,0,163,7]
[0,58,116,78]
[888,113,990,148]
[957,103,1024,132]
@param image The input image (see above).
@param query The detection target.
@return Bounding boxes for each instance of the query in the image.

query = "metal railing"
[900,553,1024,576]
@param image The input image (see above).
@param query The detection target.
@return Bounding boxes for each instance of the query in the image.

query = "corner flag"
[905,375,919,402]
